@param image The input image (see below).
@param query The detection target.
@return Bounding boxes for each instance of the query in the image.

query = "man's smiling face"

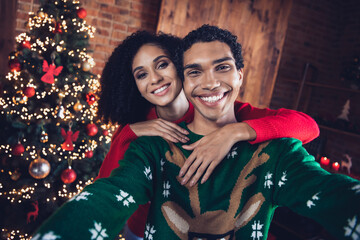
[183,41,243,123]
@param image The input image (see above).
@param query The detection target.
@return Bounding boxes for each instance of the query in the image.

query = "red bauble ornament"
[21,41,31,49]
[61,167,77,184]
[85,149,93,158]
[12,143,25,156]
[77,8,87,19]
[102,130,109,136]
[86,93,96,105]
[86,123,98,136]
[53,22,62,34]
[24,87,35,98]
[9,59,21,72]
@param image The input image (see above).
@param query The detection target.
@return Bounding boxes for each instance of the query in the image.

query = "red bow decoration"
[61,128,80,151]
[41,60,63,84]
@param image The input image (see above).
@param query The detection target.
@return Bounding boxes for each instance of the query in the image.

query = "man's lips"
[152,83,170,95]
[197,92,227,103]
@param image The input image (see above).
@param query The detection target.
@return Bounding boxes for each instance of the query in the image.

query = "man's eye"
[187,70,201,76]
[135,72,147,80]
[216,64,230,71]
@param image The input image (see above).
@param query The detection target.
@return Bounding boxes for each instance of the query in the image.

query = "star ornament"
[41,60,63,84]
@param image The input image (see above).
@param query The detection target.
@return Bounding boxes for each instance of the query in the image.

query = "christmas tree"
[0,1,114,239]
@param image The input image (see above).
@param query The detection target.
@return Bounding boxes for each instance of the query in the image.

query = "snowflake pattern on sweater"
[33,123,360,240]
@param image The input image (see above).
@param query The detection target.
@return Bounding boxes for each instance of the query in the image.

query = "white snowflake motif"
[144,166,152,180]
[31,232,60,240]
[144,224,156,240]
[68,191,93,202]
[226,147,238,159]
[264,172,273,189]
[115,190,135,207]
[306,192,321,209]
[344,215,360,240]
[251,220,264,240]
[89,221,108,240]
[352,184,360,194]
[162,181,171,198]
[278,171,287,187]
[160,158,165,172]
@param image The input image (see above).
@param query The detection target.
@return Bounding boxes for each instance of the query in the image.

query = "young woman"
[97,31,319,239]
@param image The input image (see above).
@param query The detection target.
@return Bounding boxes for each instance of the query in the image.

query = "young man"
[33,25,360,240]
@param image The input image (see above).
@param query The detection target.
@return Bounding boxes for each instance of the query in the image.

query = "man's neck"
[187,109,237,135]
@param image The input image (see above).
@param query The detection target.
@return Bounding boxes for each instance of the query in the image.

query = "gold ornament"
[82,62,91,71]
[10,169,21,181]
[29,157,51,179]
[12,91,28,105]
[40,130,49,143]
[73,101,83,112]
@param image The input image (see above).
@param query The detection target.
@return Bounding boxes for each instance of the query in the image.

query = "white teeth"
[153,85,169,94]
[200,94,224,103]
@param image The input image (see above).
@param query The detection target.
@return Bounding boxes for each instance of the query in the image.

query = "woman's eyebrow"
[153,55,170,62]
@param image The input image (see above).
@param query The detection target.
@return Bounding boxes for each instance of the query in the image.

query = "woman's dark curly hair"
[174,24,244,81]
[98,31,182,125]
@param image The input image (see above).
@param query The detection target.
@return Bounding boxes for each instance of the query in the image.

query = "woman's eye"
[216,64,230,71]
[135,72,147,80]
[157,61,169,69]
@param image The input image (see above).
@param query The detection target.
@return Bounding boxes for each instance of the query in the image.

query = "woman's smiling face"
[132,44,183,107]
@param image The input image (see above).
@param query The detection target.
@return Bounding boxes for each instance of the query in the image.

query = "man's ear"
[238,68,244,86]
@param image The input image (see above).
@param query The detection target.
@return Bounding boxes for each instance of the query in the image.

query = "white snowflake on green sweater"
[144,166,152,180]
[251,220,263,240]
[89,221,108,240]
[306,192,320,209]
[160,158,165,172]
[68,191,92,202]
[227,147,238,159]
[31,232,60,240]
[344,215,360,240]
[278,171,287,187]
[352,184,360,194]
[264,172,273,189]
[144,224,156,240]
[115,190,135,207]
[162,181,171,198]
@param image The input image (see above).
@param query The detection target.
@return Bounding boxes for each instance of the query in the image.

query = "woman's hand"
[130,119,189,143]
[179,122,256,186]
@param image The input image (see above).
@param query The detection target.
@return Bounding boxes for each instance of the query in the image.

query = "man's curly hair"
[175,24,244,81]
[98,31,182,125]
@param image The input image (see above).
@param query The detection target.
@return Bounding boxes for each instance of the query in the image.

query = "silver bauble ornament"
[29,157,51,179]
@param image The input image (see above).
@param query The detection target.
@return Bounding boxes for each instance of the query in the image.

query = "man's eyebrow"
[212,57,234,65]
[183,63,201,71]
[133,55,170,74]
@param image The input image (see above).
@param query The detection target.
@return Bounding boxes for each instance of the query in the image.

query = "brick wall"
[270,0,360,175]
[15,0,161,75]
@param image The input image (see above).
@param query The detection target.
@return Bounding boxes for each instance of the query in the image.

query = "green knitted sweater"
[34,122,360,240]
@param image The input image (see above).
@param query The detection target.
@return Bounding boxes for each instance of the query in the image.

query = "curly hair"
[175,24,244,81]
[98,31,182,125]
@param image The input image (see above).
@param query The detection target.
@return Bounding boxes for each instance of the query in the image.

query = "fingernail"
[181,179,186,185]
[179,170,183,176]
[190,180,195,187]
[183,130,189,134]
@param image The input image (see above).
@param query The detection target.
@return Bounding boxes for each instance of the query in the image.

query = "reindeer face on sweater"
[161,141,270,240]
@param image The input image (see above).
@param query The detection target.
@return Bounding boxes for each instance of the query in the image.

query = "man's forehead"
[183,41,234,66]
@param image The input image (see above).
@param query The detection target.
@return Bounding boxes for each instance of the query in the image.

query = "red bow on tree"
[61,128,80,151]
[41,60,63,84]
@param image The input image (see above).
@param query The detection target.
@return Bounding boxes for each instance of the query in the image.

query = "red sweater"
[96,101,319,237]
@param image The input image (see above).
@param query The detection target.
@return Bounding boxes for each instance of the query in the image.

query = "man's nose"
[201,71,220,90]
